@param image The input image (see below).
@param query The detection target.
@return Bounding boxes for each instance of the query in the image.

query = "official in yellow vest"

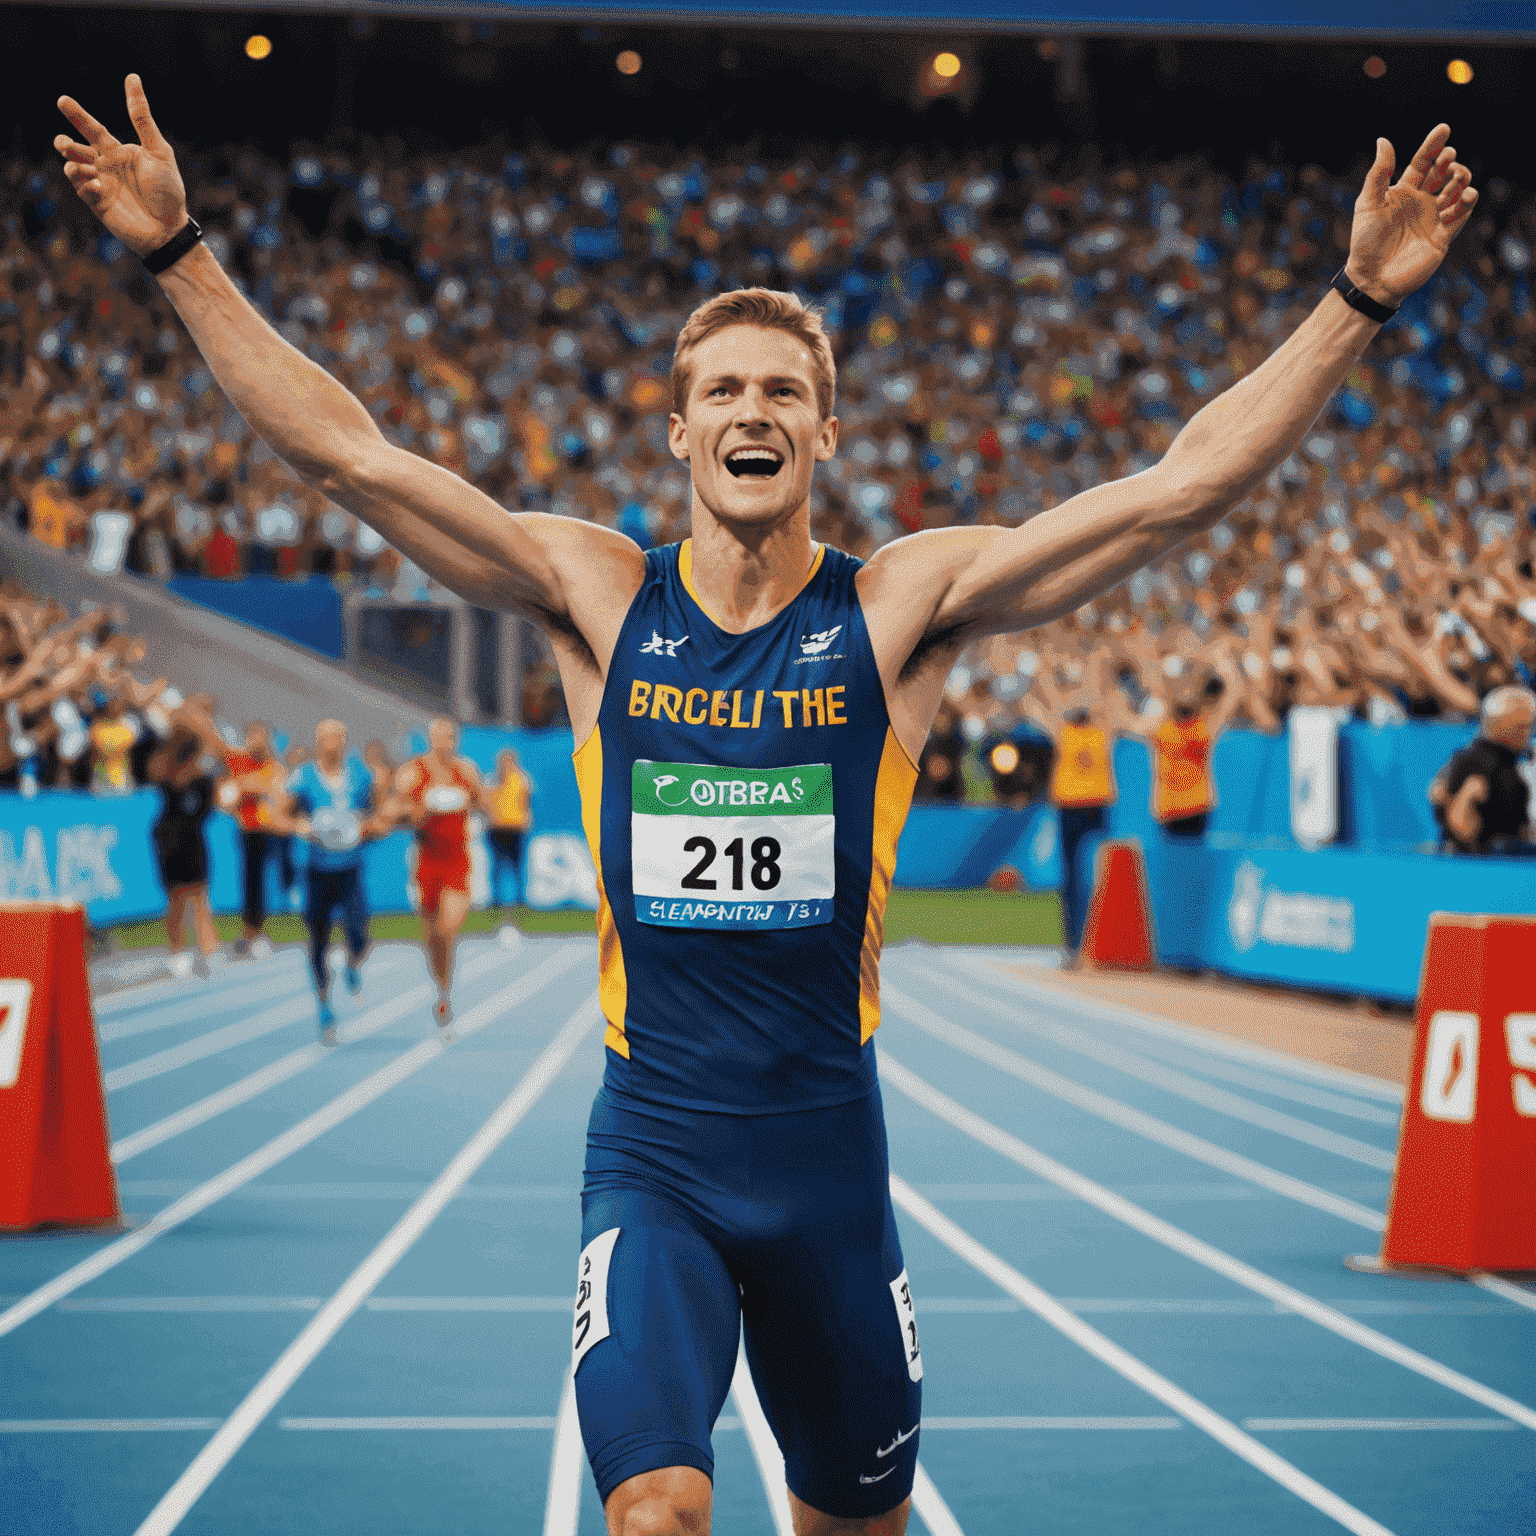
[1152,701,1216,837]
[1050,709,1119,955]
[487,748,535,919]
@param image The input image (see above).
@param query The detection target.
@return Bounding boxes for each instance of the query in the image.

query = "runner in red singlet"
[395,717,484,1038]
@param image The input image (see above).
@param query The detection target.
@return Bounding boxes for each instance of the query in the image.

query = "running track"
[1,935,1532,1534]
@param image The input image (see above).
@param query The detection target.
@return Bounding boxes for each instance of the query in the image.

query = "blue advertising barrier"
[1127,834,1536,1004]
[167,575,346,659]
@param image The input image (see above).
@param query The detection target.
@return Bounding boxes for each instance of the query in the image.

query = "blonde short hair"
[670,288,836,421]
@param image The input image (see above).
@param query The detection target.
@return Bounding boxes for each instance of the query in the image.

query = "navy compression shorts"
[570,1081,922,1519]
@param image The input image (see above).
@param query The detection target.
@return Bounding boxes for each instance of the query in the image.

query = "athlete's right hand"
[54,75,188,258]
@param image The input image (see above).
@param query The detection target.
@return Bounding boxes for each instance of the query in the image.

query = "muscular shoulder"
[856,526,1000,615]
[520,513,648,608]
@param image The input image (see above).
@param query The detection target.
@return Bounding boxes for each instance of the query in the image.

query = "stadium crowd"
[2,132,1534,776]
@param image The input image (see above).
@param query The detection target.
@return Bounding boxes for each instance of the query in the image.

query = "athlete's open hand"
[1345,124,1477,306]
[53,75,187,258]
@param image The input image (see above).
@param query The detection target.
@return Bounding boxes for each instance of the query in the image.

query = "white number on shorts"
[572,1227,620,1377]
[888,1268,922,1382]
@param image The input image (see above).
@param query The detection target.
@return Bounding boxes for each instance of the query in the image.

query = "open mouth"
[724,446,785,478]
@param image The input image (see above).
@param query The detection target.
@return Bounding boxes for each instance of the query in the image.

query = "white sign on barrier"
[1421,1010,1479,1124]
[0,978,34,1091]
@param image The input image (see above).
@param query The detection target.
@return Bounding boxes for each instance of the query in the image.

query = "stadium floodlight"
[932,52,961,79]
[616,49,642,76]
[1363,55,1386,79]
[1447,58,1474,84]
[244,34,272,60]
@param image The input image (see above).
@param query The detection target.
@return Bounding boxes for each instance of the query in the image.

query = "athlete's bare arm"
[53,76,643,735]
[860,126,1476,757]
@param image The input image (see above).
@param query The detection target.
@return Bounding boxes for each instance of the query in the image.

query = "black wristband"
[142,217,203,277]
[1330,267,1397,324]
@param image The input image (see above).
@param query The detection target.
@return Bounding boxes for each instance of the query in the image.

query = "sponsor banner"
[1143,839,1536,1003]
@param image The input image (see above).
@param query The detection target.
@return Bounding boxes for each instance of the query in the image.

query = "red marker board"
[1380,913,1536,1274]
[0,901,120,1231]
[1080,839,1156,971]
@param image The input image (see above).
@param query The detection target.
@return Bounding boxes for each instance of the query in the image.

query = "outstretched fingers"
[123,74,167,152]
[1398,123,1451,191]
[56,95,119,151]
[1359,137,1395,203]
[1439,177,1478,232]
[52,134,96,166]
[1420,144,1457,197]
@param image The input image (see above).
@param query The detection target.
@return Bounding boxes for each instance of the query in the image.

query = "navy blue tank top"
[574,539,918,1114]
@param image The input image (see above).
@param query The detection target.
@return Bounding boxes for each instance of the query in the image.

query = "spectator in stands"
[915,701,967,802]
[486,746,534,927]
[88,692,138,794]
[146,701,229,978]
[1429,685,1536,854]
[220,720,284,958]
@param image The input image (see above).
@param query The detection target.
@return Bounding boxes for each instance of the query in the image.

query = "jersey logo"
[640,631,689,657]
[799,625,841,656]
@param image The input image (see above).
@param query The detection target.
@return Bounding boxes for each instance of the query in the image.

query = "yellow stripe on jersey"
[858,727,919,1044]
[679,538,827,628]
[573,725,630,1056]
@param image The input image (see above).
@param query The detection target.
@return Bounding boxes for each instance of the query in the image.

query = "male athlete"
[54,77,1475,1534]
[396,716,484,1037]
[272,718,389,1044]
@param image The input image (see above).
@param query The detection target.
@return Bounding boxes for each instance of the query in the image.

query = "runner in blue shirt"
[275,719,390,1045]
[57,80,1476,1532]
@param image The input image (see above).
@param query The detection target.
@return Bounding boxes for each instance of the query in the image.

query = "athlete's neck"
[685,507,817,634]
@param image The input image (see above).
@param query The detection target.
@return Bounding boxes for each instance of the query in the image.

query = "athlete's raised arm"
[863,125,1476,686]
[52,77,644,660]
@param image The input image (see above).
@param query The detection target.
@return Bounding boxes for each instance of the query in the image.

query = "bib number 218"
[681,835,782,892]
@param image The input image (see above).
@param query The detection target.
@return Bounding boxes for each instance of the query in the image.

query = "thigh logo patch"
[572,1227,620,1377]
[889,1268,922,1382]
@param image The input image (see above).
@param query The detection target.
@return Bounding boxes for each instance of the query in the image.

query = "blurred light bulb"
[244,34,272,60]
[1447,58,1474,84]
[932,52,962,79]
[1362,55,1386,79]
[989,742,1020,775]
[616,49,642,75]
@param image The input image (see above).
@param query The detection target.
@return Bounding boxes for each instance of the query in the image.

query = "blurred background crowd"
[2,125,1533,801]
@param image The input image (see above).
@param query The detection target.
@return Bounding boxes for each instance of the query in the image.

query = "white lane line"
[542,1371,584,1536]
[889,1176,1398,1536]
[0,946,590,1341]
[0,1419,223,1433]
[881,1055,1536,1434]
[108,946,518,1163]
[958,953,1403,1103]
[901,966,1394,1169]
[281,1416,558,1431]
[731,1341,796,1536]
[100,969,311,1045]
[93,952,305,1018]
[367,1295,570,1311]
[58,1297,324,1313]
[921,1416,1179,1430]
[926,957,1400,1127]
[883,986,1386,1232]
[104,952,419,1092]
[911,1460,966,1536]
[131,990,601,1536]
[1244,1418,1517,1432]
[1470,1273,1536,1312]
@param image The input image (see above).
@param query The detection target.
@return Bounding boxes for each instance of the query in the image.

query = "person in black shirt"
[1429,686,1535,854]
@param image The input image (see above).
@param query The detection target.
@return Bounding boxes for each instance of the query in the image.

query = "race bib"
[311,806,361,852]
[631,760,834,930]
[424,785,469,813]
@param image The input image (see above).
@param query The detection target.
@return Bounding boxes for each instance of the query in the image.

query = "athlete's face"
[669,325,837,532]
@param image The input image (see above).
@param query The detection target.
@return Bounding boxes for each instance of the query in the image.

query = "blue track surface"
[2,937,1532,1535]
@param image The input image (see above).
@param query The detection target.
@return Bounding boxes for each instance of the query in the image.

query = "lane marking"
[131,990,601,1536]
[901,966,1394,1168]
[104,952,420,1092]
[911,1460,966,1536]
[280,1416,558,1431]
[957,953,1403,1102]
[0,946,590,1340]
[731,1341,796,1536]
[889,1176,1397,1536]
[93,951,306,1018]
[881,1055,1536,1433]
[920,1415,1179,1430]
[108,946,520,1163]
[0,1419,222,1433]
[1470,1273,1536,1312]
[542,1372,583,1536]
[100,968,311,1045]
[883,987,1386,1231]
[1243,1418,1517,1432]
[927,957,1400,1126]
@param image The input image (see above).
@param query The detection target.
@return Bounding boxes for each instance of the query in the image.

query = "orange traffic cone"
[1079,839,1156,971]
[0,902,120,1231]
[1350,913,1536,1276]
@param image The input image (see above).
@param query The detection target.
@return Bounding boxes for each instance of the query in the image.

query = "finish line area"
[1,935,1531,1535]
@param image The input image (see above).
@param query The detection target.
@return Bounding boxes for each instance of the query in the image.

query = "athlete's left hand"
[1345,125,1477,306]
